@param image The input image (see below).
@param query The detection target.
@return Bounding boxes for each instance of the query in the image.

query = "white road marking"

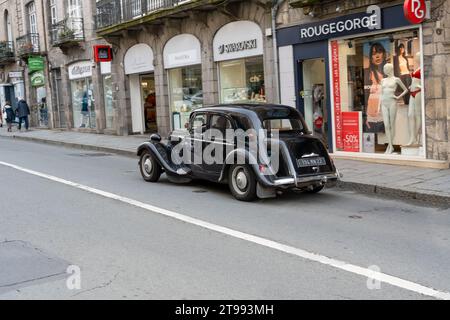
[1,160,449,300]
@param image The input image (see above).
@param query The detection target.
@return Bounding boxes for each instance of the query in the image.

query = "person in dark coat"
[2,101,14,132]
[16,98,31,131]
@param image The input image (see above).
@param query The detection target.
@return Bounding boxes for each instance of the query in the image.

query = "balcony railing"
[95,0,192,30]
[16,33,40,57]
[51,17,85,47]
[0,41,15,63]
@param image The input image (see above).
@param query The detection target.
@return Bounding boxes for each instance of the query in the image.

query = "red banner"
[342,112,362,153]
[331,41,343,149]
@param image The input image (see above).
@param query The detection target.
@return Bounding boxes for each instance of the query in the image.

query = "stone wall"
[105,1,274,137]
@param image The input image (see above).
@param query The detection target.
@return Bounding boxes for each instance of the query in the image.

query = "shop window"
[71,78,95,129]
[169,65,203,130]
[219,56,266,104]
[332,30,423,156]
[103,75,113,129]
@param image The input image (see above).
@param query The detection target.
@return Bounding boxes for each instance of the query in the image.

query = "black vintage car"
[137,104,340,201]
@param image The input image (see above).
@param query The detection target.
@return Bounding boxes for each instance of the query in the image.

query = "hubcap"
[232,167,249,195]
[236,171,248,190]
[142,156,153,176]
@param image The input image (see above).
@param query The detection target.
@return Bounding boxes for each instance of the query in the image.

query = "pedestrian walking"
[16,97,30,131]
[2,101,14,132]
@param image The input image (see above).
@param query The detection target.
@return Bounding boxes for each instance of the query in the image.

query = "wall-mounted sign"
[31,71,45,87]
[94,45,113,63]
[342,111,362,152]
[68,61,93,80]
[164,34,201,69]
[403,0,427,24]
[100,61,111,75]
[124,43,154,75]
[277,5,412,47]
[28,56,45,72]
[213,21,264,62]
[8,71,23,79]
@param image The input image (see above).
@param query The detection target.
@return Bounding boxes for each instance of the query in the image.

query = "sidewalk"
[1,128,449,206]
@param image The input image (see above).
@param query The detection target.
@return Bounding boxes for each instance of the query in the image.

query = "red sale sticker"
[342,112,362,153]
[404,0,426,24]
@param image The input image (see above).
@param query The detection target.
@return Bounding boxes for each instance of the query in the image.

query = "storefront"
[68,60,95,129]
[213,21,266,104]
[124,43,155,134]
[277,4,426,159]
[164,34,203,130]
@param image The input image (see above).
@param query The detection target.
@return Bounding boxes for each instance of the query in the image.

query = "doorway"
[129,73,156,134]
[299,58,328,147]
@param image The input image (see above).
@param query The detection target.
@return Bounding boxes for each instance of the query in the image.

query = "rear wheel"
[228,165,257,202]
[139,151,162,182]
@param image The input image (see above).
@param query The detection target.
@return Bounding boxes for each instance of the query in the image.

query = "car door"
[203,114,235,180]
[187,112,209,177]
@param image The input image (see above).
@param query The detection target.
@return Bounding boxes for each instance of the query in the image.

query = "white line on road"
[1,159,449,300]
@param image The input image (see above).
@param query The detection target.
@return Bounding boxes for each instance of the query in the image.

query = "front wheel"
[139,151,162,182]
[228,165,257,202]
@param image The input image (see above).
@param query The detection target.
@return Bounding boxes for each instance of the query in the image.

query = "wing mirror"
[150,133,162,142]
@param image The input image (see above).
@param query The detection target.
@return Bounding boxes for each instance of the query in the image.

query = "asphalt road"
[0,138,449,300]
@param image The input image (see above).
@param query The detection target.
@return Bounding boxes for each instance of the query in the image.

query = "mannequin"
[407,52,422,146]
[379,63,409,154]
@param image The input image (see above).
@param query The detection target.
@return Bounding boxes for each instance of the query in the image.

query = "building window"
[71,78,96,129]
[50,0,58,25]
[27,2,37,34]
[331,29,423,156]
[168,65,203,130]
[219,56,266,104]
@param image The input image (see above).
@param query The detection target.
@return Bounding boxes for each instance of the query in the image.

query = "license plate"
[297,157,326,168]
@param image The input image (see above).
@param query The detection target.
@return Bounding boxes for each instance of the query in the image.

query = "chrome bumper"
[272,172,340,188]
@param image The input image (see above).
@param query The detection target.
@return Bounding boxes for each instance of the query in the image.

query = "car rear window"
[263,118,305,132]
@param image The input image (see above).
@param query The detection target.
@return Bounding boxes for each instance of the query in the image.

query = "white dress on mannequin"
[379,63,409,154]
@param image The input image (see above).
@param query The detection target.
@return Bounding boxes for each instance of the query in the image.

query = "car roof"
[196,103,302,120]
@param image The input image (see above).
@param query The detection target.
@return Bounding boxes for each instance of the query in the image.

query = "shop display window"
[332,30,423,156]
[103,75,114,129]
[168,65,203,130]
[219,56,266,104]
[71,78,96,129]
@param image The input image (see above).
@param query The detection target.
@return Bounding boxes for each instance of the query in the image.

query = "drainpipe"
[271,0,283,104]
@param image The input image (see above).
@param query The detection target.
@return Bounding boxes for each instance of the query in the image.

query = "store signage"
[213,21,263,62]
[30,71,45,87]
[218,39,257,55]
[8,71,23,79]
[100,61,111,75]
[28,56,45,72]
[277,5,412,46]
[331,41,343,150]
[68,61,93,80]
[342,112,362,153]
[403,0,426,24]
[94,45,113,63]
[167,50,199,68]
[124,43,154,75]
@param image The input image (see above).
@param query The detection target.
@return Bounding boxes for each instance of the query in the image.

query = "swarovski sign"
[218,39,257,55]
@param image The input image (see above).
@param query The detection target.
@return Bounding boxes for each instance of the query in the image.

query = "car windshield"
[263,118,306,133]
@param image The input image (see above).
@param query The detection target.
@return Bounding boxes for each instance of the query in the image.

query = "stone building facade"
[275,0,450,167]
[97,0,276,137]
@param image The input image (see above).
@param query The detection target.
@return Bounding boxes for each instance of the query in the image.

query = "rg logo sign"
[404,0,426,24]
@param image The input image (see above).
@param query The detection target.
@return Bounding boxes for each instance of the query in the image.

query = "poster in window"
[363,38,391,133]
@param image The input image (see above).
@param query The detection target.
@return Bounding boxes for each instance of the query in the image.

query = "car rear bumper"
[271,172,339,189]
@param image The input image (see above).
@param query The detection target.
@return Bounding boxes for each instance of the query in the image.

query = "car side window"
[210,115,232,134]
[190,113,208,133]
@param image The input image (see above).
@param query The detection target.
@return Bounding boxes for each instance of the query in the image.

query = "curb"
[0,134,136,158]
[2,133,449,207]
[337,181,450,207]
